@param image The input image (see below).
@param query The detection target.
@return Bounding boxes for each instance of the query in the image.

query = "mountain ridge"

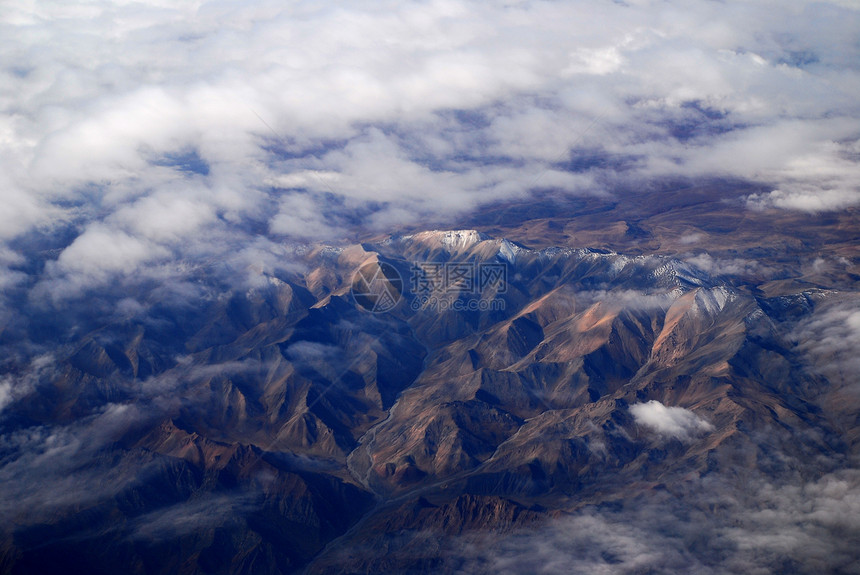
[1,219,857,574]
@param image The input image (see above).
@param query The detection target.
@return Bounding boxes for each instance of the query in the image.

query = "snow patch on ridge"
[687,286,738,317]
[497,239,522,264]
[404,230,491,252]
[650,259,709,288]
[440,230,489,250]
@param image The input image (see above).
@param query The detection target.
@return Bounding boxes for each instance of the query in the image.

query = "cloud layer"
[2,0,860,307]
[452,470,860,575]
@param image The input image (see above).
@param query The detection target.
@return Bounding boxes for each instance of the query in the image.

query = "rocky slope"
[1,208,858,574]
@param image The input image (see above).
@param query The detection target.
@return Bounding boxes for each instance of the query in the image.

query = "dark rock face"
[1,195,859,574]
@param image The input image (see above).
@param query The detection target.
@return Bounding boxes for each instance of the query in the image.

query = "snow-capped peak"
[408,230,491,251]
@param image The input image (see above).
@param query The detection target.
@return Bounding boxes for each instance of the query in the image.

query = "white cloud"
[0,0,859,297]
[629,400,714,440]
[270,192,336,240]
[448,470,860,575]
[793,298,860,389]
[113,187,218,243]
[0,354,54,414]
[577,289,679,311]
[129,493,257,541]
[0,380,13,413]
[679,233,703,245]
[56,225,169,277]
[684,253,775,278]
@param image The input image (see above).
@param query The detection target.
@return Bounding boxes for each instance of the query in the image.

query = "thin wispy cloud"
[449,470,860,575]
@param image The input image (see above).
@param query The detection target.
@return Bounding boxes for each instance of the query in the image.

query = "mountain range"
[2,186,858,574]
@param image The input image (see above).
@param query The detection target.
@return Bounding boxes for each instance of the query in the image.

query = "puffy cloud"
[270,192,337,240]
[629,400,714,440]
[112,187,218,243]
[1,0,859,255]
[56,225,170,277]
[0,0,858,307]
